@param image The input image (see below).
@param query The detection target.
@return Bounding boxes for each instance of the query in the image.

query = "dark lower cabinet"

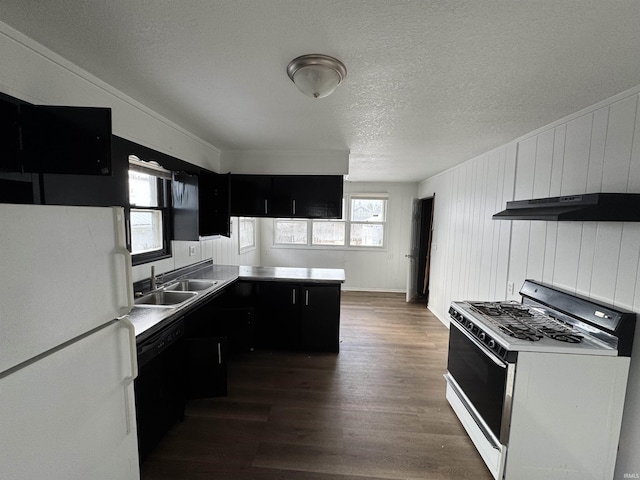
[183,299,228,399]
[300,285,341,352]
[252,281,341,352]
[186,337,227,398]
[215,307,256,353]
[255,282,301,349]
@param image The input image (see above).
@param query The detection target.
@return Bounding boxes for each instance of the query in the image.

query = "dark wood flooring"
[140,291,492,480]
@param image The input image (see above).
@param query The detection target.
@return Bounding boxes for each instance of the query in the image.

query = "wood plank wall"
[418,85,640,477]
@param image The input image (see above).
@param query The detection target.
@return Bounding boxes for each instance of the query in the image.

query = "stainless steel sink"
[134,290,197,307]
[164,279,217,291]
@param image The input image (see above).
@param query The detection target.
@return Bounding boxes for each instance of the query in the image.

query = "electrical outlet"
[189,245,196,256]
[507,281,514,295]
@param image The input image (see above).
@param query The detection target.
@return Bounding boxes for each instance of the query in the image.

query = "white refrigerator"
[0,203,140,480]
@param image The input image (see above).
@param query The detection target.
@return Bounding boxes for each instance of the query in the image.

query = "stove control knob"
[466,321,473,330]
[478,332,486,342]
[488,339,496,349]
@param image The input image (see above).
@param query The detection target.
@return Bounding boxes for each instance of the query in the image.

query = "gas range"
[444,279,636,480]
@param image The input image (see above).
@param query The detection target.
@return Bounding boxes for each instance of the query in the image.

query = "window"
[238,217,256,253]
[312,220,345,245]
[349,196,386,247]
[274,195,387,249]
[128,156,172,264]
[274,219,308,245]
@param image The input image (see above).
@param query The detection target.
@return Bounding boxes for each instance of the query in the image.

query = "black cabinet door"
[183,295,228,398]
[199,171,231,237]
[272,175,343,218]
[300,284,341,352]
[173,170,231,240]
[230,175,272,216]
[21,105,112,175]
[186,336,227,398]
[255,282,300,349]
[0,98,21,173]
[300,176,343,218]
[40,134,128,207]
[172,171,199,241]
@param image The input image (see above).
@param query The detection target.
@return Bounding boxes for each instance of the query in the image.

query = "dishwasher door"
[134,319,186,463]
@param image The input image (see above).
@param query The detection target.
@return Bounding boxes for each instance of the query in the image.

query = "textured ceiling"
[1,1,640,182]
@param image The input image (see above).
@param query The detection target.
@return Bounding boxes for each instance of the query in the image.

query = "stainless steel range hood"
[493,193,640,221]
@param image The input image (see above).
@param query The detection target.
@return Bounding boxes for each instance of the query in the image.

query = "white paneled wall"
[419,85,640,477]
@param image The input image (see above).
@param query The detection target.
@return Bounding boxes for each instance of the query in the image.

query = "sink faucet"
[150,266,157,290]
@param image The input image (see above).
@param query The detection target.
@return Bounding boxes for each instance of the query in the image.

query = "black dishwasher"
[134,318,186,463]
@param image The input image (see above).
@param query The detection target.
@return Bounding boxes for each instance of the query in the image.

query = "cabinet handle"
[264,199,268,214]
[292,199,296,215]
[305,289,309,306]
[217,342,222,365]
[292,288,296,305]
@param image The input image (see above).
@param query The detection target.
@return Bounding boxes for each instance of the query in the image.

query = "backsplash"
[131,217,261,283]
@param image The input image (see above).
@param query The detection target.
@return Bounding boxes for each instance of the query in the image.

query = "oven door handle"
[450,320,507,368]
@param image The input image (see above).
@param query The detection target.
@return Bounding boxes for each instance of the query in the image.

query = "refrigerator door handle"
[121,317,138,382]
[120,316,138,435]
[113,207,134,315]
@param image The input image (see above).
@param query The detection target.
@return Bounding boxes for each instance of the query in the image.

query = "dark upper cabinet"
[173,170,231,240]
[229,174,273,216]
[172,171,199,240]
[198,171,231,237]
[20,105,112,175]
[1,134,127,207]
[272,175,343,218]
[1,92,122,207]
[230,174,343,218]
[40,135,128,207]
[0,98,21,172]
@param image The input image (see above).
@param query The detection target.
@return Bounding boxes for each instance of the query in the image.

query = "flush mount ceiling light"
[287,54,347,99]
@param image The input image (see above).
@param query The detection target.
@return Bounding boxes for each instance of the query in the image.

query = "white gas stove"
[444,280,636,480]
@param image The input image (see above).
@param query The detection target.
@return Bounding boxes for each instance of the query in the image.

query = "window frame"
[128,156,172,266]
[273,194,388,250]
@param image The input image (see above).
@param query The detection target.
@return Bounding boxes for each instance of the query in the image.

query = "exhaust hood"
[493,193,640,221]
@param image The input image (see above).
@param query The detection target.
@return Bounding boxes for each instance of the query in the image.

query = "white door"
[0,318,139,480]
[406,198,422,301]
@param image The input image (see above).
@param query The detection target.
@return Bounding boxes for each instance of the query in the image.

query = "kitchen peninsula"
[129,260,345,347]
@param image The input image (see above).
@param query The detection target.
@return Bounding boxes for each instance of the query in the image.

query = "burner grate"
[470,302,583,343]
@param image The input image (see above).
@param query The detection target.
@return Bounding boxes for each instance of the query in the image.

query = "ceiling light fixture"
[287,54,347,99]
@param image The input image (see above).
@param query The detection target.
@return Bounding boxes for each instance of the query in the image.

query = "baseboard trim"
[342,287,406,293]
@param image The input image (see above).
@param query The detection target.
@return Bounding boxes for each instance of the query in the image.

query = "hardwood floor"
[140,291,493,480]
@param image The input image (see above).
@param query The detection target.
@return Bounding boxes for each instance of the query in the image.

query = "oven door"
[447,320,513,441]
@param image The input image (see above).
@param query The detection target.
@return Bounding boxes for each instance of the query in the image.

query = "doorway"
[416,197,434,303]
